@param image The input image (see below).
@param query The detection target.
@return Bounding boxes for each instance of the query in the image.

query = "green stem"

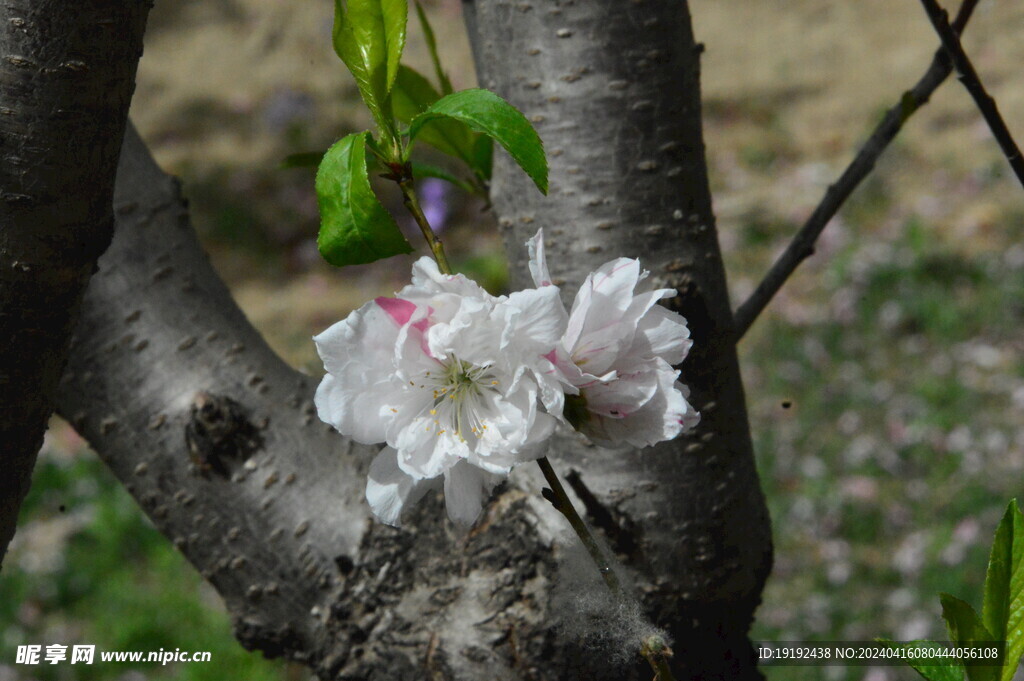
[536,456,621,594]
[398,176,453,275]
[537,456,677,680]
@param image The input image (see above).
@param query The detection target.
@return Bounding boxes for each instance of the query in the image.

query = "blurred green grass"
[742,177,1024,679]
[1,450,291,681]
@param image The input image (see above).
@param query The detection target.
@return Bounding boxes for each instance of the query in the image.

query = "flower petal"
[409,256,493,299]
[628,299,693,366]
[527,228,553,287]
[563,258,643,373]
[582,359,699,448]
[427,296,498,365]
[313,299,399,375]
[583,366,660,418]
[443,460,502,526]
[393,415,463,479]
[315,373,393,445]
[502,286,567,356]
[366,447,438,526]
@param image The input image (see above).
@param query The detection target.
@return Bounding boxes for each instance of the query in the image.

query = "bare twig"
[733,0,980,339]
[918,0,1024,188]
[536,456,621,593]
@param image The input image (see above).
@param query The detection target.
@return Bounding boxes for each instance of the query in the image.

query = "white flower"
[314,257,563,526]
[527,230,700,447]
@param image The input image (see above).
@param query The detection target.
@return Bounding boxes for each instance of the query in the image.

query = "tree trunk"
[50,0,772,678]
[0,0,150,566]
[463,0,773,675]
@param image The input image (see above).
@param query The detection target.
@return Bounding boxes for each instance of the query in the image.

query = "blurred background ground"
[2,1,1024,680]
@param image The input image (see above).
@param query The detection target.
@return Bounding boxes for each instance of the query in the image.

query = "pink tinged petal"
[587,259,641,315]
[562,293,589,353]
[561,260,638,350]
[591,257,640,293]
[374,296,417,326]
[562,259,643,374]
[583,366,660,418]
[314,301,422,443]
[392,311,435,369]
[582,360,698,448]
[628,303,693,365]
[563,262,636,351]
[675,385,702,431]
[620,372,699,445]
[619,289,670,337]
[545,346,592,389]
[536,350,579,414]
[566,336,623,376]
[527,228,553,287]
[374,296,438,361]
[365,447,439,527]
[443,460,502,526]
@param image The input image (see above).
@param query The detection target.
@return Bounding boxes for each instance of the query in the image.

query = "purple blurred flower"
[419,178,450,233]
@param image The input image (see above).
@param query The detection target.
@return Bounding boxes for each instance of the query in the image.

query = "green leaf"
[471,134,494,181]
[315,131,413,267]
[379,0,407,93]
[391,65,441,122]
[332,0,407,132]
[392,66,478,165]
[940,594,1000,681]
[880,640,965,681]
[413,0,453,95]
[411,162,477,195]
[983,500,1024,681]
[408,88,548,194]
[280,151,324,169]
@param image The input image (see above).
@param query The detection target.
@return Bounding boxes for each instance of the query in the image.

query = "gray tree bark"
[46,1,771,679]
[0,0,150,566]
[462,0,773,675]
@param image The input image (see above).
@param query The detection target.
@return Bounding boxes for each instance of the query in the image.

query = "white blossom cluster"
[314,231,699,526]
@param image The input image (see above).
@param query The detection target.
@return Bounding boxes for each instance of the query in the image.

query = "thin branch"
[732,0,979,339]
[536,456,621,593]
[918,0,1024,188]
[536,457,679,681]
[397,174,454,275]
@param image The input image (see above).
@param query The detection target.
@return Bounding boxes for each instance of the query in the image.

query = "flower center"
[439,358,489,403]
[423,356,499,443]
